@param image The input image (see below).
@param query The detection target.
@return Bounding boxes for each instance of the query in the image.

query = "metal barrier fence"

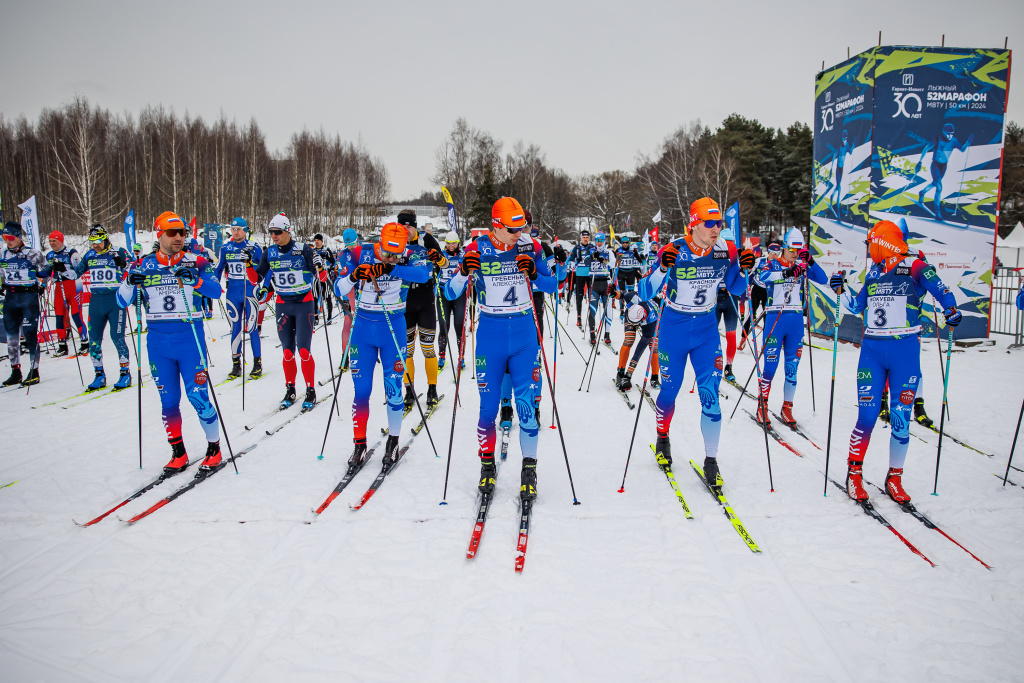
[991,267,1024,348]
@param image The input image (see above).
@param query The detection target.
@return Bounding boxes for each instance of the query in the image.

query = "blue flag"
[123,208,136,249]
[724,202,740,243]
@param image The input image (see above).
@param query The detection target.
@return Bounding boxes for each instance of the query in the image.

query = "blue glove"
[174,267,198,286]
[255,286,269,301]
[829,271,846,294]
[943,305,962,327]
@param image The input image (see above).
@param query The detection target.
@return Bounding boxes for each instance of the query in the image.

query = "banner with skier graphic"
[809,46,1011,342]
[869,47,1010,340]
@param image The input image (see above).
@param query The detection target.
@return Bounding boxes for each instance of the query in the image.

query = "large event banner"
[810,52,877,341]
[810,46,1011,342]
[870,47,1010,340]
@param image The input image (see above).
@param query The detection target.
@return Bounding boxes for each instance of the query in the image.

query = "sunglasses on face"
[162,228,187,237]
[496,220,525,233]
[701,220,722,229]
[269,229,284,236]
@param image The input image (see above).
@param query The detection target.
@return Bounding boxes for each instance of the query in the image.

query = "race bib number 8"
[146,283,191,321]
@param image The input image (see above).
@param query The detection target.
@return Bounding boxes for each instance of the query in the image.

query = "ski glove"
[241,246,255,264]
[783,262,807,280]
[353,262,393,282]
[553,245,567,264]
[943,305,962,327]
[829,270,846,294]
[113,252,128,269]
[515,254,538,280]
[255,286,269,301]
[50,260,67,273]
[427,248,445,265]
[174,267,198,286]
[798,248,813,265]
[460,251,481,275]
[739,249,755,270]
[312,252,325,271]
[660,245,679,270]
[127,270,147,286]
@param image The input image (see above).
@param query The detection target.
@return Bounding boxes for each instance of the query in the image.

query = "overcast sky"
[3,0,1020,200]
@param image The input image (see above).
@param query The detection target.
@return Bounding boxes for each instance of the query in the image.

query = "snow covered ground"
[2,299,1023,682]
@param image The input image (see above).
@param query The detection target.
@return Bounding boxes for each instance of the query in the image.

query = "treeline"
[431,116,813,240]
[0,97,390,238]
[1002,121,1024,236]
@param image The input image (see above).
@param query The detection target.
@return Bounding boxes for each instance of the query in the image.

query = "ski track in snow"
[1,302,1023,681]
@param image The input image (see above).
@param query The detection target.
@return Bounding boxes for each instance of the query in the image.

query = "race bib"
[768,279,802,312]
[273,269,306,293]
[668,276,718,313]
[865,295,911,336]
[479,269,532,315]
[358,276,404,312]
[147,282,194,321]
[90,266,121,287]
[227,260,246,279]
[3,265,32,284]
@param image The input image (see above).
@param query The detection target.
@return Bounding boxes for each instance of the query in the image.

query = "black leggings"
[437,291,467,358]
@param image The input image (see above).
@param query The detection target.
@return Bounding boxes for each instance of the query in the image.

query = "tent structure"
[996,222,1024,268]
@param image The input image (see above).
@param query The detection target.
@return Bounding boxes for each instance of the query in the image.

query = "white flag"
[17,196,40,250]
[642,228,650,255]
[652,209,662,224]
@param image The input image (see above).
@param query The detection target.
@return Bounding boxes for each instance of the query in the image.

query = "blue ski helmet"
[230,217,248,230]
[942,123,954,140]
[343,228,358,247]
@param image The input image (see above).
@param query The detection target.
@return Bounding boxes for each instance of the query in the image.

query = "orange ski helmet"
[154,211,186,236]
[378,222,408,254]
[491,197,527,230]
[868,220,907,268]
[689,197,722,229]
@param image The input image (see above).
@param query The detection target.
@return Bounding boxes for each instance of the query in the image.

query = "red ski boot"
[779,401,796,426]
[163,442,189,475]
[755,397,771,428]
[846,460,869,502]
[884,467,911,504]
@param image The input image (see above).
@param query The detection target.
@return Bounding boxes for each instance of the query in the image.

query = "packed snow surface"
[1,300,1022,682]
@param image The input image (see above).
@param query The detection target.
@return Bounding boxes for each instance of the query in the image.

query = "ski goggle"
[494,220,524,233]
[160,228,186,238]
[766,243,783,255]
[268,229,285,236]
[699,220,722,229]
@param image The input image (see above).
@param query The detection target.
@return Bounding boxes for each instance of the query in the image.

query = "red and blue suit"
[334,243,431,439]
[638,236,744,459]
[752,255,827,404]
[117,252,223,449]
[842,256,956,469]
[444,234,556,460]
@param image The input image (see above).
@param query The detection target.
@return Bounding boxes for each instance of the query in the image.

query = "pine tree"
[467,162,498,230]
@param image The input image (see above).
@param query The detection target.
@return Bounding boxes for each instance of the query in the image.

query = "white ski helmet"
[627,302,647,324]
[444,230,460,244]
[269,213,291,232]
[783,228,805,250]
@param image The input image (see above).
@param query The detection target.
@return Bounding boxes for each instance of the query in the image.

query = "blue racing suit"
[216,238,263,360]
[75,244,132,372]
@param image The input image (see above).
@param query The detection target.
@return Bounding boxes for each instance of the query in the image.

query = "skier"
[586,232,615,346]
[443,197,557,501]
[337,228,359,370]
[117,211,224,472]
[742,244,769,349]
[751,228,827,427]
[829,220,960,503]
[436,230,465,371]
[1018,281,1024,310]
[828,130,856,222]
[312,233,337,325]
[397,210,446,410]
[613,235,644,318]
[333,222,432,467]
[1,221,47,386]
[74,225,133,391]
[567,230,596,328]
[913,122,973,222]
[638,197,745,488]
[45,230,89,357]
[246,212,325,411]
[215,217,263,380]
[614,289,660,391]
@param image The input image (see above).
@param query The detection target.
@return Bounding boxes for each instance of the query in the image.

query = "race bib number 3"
[866,295,909,333]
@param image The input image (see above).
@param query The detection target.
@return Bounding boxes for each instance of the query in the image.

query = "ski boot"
[438,353,446,371]
[913,398,933,428]
[53,341,69,358]
[650,373,660,389]
[79,340,90,355]
[755,396,771,428]
[426,384,439,410]
[846,460,868,502]
[113,368,132,390]
[779,401,796,427]
[21,368,40,387]
[723,363,735,383]
[478,452,497,493]
[618,370,633,392]
[500,401,514,429]
[87,369,106,392]
[227,357,243,379]
[199,441,222,472]
[884,467,911,504]
[520,457,538,501]
[404,384,416,412]
[163,441,189,475]
[654,434,672,468]
[301,386,317,412]
[878,390,890,424]
[703,456,722,492]
[615,368,626,389]
[280,384,297,410]
[577,315,583,329]
[3,367,23,387]
[589,330,596,346]
[603,331,612,345]
[249,357,263,379]
[382,434,401,467]
[348,439,368,470]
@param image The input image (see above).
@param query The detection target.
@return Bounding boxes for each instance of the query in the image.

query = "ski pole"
[550,306,589,363]
[441,276,473,503]
[584,286,614,392]
[371,277,439,458]
[933,308,950,421]
[618,288,667,492]
[316,285,364,460]
[743,273,774,492]
[549,298,558,429]
[1003,394,1024,486]
[135,294,144,469]
[932,324,954,495]
[241,294,247,413]
[176,275,239,474]
[804,277,817,414]
[63,293,85,386]
[727,307,779,421]
[823,274,844,496]
[523,272,580,505]
[433,276,462,390]
[315,285,340,417]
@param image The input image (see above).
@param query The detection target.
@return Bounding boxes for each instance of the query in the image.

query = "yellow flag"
[609,224,616,243]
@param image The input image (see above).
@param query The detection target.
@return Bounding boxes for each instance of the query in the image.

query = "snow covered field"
[2,300,1023,682]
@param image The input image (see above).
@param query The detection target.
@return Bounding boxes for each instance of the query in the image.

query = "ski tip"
[439,501,447,506]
